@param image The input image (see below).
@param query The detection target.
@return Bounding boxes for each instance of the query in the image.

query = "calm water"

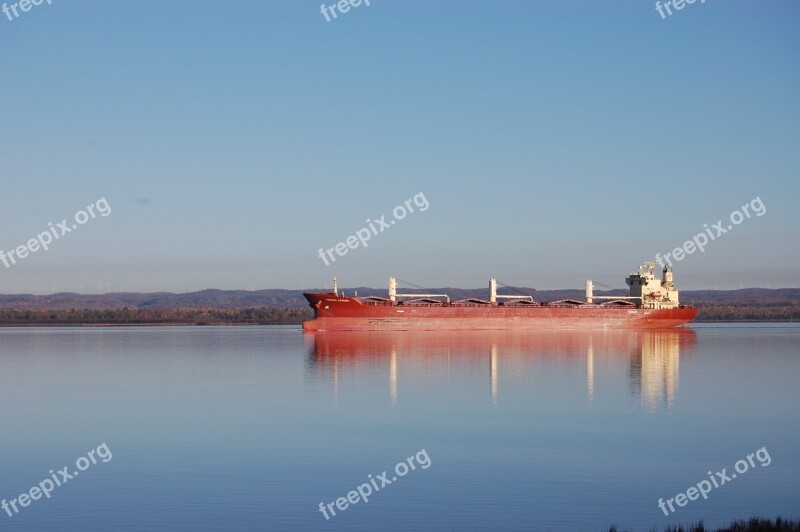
[0,325,798,531]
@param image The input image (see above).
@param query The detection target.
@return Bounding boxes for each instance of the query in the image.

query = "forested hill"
[0,287,797,310]
[0,287,797,323]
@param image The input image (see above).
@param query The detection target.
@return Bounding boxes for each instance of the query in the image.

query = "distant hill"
[0,289,306,311]
[0,287,797,323]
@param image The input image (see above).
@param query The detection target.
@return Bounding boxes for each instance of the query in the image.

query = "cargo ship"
[302,263,698,331]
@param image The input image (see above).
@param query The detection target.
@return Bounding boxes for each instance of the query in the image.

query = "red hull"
[302,293,698,331]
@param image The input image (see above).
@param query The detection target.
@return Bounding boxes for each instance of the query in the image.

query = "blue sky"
[1,0,798,293]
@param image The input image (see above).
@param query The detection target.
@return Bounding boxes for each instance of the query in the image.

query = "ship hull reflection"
[305,329,697,410]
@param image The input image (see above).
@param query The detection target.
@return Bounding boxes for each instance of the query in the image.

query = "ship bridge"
[624,263,680,309]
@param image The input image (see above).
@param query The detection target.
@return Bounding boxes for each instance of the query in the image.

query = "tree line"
[0,307,314,326]
[0,303,796,325]
[694,303,800,322]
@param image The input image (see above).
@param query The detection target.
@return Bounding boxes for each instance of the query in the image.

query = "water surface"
[0,325,797,530]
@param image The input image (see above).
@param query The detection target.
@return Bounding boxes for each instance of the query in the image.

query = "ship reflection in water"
[305,328,697,411]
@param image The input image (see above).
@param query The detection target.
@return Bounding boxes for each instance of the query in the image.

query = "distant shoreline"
[0,299,797,326]
[0,322,277,327]
[0,308,313,327]
[0,319,795,327]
